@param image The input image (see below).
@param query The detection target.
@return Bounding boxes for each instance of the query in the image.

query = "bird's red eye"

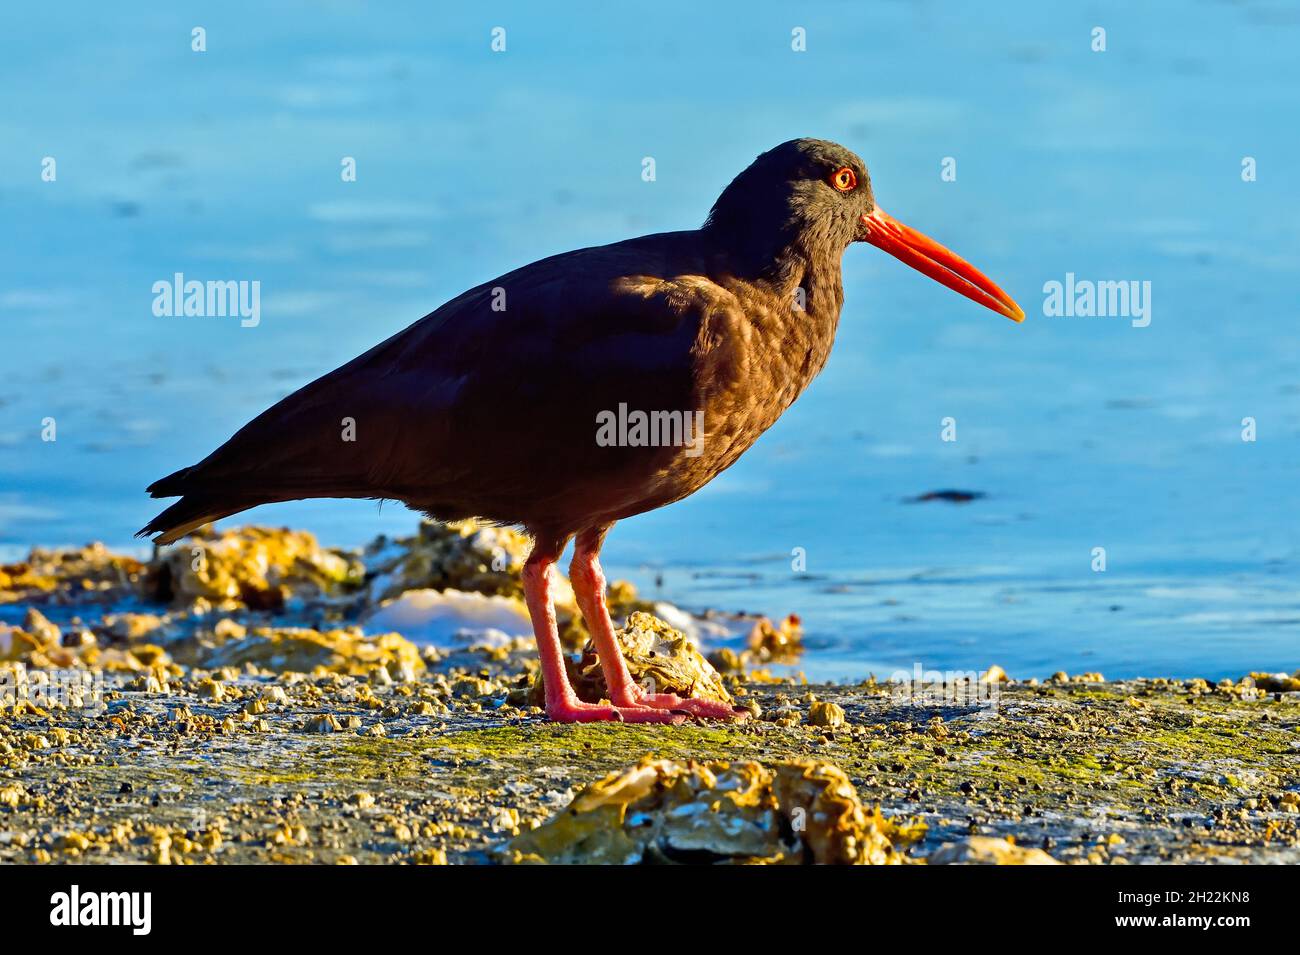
[830,167,857,192]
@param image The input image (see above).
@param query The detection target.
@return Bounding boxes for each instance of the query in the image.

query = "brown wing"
[139,230,724,542]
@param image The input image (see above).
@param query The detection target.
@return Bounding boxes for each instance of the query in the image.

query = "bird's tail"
[136,493,267,545]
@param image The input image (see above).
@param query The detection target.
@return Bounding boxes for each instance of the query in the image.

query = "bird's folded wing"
[148,234,726,506]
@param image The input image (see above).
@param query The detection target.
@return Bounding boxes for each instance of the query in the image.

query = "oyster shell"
[507,757,924,865]
[532,611,732,706]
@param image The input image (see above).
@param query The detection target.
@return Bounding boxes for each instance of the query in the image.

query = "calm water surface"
[2,2,1297,679]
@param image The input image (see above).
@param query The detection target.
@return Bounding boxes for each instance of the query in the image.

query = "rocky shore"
[2,523,1297,864]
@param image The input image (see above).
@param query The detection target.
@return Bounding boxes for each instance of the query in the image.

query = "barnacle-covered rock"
[531,611,732,707]
[173,625,424,677]
[707,614,804,675]
[807,700,846,728]
[364,520,537,602]
[22,608,62,647]
[80,643,175,674]
[303,714,343,734]
[928,836,1060,865]
[604,579,657,620]
[0,609,171,674]
[97,612,170,644]
[746,614,804,664]
[0,610,75,668]
[507,757,924,865]
[0,544,147,606]
[148,526,364,611]
[1247,671,1300,693]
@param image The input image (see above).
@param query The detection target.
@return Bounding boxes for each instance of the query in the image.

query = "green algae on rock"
[506,756,924,865]
[2,521,1298,866]
[3,672,1300,865]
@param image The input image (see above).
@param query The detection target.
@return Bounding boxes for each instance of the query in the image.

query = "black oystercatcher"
[141,139,1023,724]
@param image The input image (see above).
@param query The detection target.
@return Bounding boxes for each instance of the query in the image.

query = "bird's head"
[706,138,1023,321]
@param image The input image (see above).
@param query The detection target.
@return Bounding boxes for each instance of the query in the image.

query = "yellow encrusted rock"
[928,836,1061,865]
[532,611,732,707]
[150,525,364,610]
[507,757,924,865]
[179,626,424,677]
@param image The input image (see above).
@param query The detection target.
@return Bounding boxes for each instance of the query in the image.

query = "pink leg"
[524,532,684,724]
[569,526,748,722]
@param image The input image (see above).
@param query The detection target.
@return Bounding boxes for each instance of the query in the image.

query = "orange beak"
[860,208,1024,322]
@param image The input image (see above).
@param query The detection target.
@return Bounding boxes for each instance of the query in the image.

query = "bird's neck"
[712,232,846,329]
[783,242,846,329]
[780,246,845,396]
[759,242,847,332]
[701,230,846,410]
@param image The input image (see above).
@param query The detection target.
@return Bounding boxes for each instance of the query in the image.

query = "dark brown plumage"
[141,139,1021,723]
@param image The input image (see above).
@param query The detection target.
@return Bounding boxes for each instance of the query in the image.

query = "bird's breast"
[685,283,841,478]
[536,260,844,527]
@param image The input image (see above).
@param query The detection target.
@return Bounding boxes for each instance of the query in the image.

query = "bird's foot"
[613,688,750,722]
[545,698,687,725]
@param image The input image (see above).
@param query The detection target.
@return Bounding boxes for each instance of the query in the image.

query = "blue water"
[2,2,1297,681]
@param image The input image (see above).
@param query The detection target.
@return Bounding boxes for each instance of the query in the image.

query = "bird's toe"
[545,700,686,725]
[621,692,748,722]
